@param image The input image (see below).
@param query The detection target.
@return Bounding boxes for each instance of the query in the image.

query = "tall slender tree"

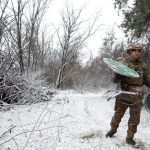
[55,5,100,89]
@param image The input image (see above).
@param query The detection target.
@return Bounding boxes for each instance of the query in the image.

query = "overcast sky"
[43,0,126,63]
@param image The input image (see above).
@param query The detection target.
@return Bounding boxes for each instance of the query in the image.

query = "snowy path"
[0,90,150,150]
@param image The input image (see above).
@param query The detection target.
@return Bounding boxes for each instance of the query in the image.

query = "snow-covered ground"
[0,89,150,150]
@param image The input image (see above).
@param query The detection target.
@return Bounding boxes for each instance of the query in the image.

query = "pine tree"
[114,0,150,38]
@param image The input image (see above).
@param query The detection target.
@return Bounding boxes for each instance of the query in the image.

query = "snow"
[0,89,150,150]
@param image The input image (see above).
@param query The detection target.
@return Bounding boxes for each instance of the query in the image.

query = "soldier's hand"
[135,91,142,96]
[112,73,125,83]
[116,74,125,81]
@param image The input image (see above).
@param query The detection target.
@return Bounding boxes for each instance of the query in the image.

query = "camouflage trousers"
[110,98,142,139]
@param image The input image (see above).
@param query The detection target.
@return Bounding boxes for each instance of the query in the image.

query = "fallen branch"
[22,102,50,150]
[0,125,16,140]
[0,125,66,146]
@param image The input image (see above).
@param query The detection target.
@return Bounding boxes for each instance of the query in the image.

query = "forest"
[1,0,150,150]
[0,0,150,107]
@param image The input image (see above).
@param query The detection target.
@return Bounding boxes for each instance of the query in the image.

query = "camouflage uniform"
[110,56,150,139]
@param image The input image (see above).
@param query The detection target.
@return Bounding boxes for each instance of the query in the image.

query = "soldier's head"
[127,43,142,59]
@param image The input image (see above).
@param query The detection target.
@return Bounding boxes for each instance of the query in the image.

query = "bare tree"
[26,0,51,71]
[0,0,18,75]
[0,0,10,44]
[0,0,52,75]
[10,0,29,75]
[55,5,100,89]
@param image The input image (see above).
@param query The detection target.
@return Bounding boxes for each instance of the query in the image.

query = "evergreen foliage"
[114,0,150,37]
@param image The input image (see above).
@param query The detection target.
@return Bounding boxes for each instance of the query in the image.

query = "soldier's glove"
[112,73,125,83]
[116,73,125,80]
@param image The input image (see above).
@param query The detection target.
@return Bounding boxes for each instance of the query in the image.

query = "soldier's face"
[130,49,141,59]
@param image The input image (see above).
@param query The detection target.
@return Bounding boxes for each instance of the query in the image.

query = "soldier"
[105,43,150,146]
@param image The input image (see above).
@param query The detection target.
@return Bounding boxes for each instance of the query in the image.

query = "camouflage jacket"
[112,56,150,102]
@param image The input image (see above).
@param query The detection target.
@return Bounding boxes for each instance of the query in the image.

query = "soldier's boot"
[105,129,117,138]
[126,138,136,146]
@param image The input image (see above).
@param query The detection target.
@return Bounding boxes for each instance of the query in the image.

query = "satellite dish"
[103,58,139,78]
